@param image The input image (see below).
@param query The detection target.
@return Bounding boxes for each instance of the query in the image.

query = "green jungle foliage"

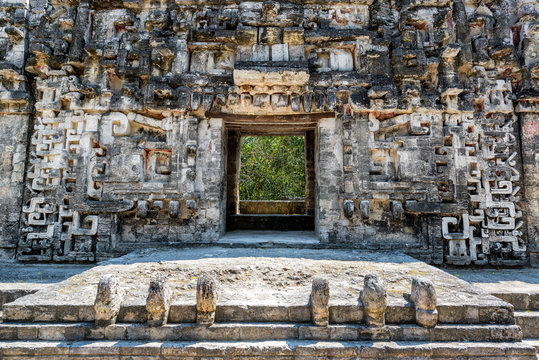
[239,136,306,200]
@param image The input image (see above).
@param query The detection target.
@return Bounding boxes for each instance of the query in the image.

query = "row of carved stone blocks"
[311,275,437,328]
[94,274,438,328]
[94,274,217,328]
[343,200,403,220]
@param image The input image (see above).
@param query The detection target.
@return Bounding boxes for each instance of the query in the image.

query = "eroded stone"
[146,275,174,327]
[410,276,438,328]
[196,275,218,326]
[311,277,330,326]
[94,275,123,327]
[360,274,386,327]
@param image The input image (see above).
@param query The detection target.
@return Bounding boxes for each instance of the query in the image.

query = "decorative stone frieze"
[0,0,535,267]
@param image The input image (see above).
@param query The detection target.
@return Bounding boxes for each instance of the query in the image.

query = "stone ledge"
[0,323,524,342]
[0,340,536,359]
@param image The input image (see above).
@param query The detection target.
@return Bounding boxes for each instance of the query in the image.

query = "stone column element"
[196,275,218,326]
[360,274,386,327]
[226,131,241,217]
[410,277,438,327]
[146,275,174,327]
[311,277,330,326]
[518,109,539,267]
[305,130,315,215]
[94,275,123,327]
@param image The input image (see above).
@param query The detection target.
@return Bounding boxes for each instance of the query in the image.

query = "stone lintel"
[233,62,309,87]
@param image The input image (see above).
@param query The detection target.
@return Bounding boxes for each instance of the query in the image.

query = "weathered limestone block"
[311,277,330,326]
[289,45,305,61]
[236,26,258,46]
[290,93,301,111]
[392,201,403,219]
[330,49,354,71]
[146,275,174,327]
[360,274,386,327]
[343,200,354,219]
[137,200,148,219]
[272,43,289,61]
[360,200,370,219]
[259,27,281,46]
[94,275,123,327]
[252,45,270,61]
[169,200,180,218]
[196,275,218,326]
[302,93,312,112]
[283,27,304,45]
[410,276,438,328]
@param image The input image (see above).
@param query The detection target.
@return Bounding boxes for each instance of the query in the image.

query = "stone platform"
[1,247,536,359]
[3,248,512,324]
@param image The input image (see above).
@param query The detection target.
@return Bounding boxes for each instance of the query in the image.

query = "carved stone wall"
[0,0,31,260]
[0,0,536,265]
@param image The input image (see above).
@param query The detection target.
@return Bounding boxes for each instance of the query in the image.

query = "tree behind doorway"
[239,136,306,200]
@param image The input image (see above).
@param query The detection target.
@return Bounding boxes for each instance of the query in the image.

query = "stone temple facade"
[0,0,537,266]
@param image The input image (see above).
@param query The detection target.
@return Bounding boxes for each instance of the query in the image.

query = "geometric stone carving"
[145,149,172,182]
[0,0,535,267]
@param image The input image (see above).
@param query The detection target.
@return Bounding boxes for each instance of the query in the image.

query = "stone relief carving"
[0,0,534,265]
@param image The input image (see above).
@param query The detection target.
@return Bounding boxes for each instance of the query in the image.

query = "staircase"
[0,247,538,359]
[489,289,539,355]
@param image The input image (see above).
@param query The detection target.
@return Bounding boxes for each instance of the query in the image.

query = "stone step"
[491,292,539,311]
[226,214,315,231]
[0,323,524,342]
[523,339,539,351]
[2,301,515,325]
[516,311,539,338]
[0,287,43,308]
[0,340,536,359]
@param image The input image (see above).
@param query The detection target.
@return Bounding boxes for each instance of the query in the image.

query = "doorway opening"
[240,135,305,202]
[225,131,315,232]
